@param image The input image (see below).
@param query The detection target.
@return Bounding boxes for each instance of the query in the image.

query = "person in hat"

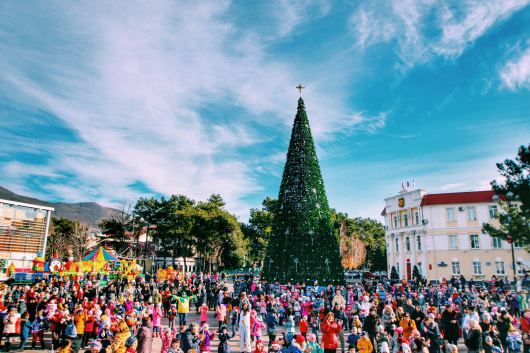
[376,325,389,348]
[254,339,267,353]
[83,341,103,353]
[347,328,361,351]
[125,336,138,353]
[18,312,33,351]
[3,307,18,353]
[268,340,281,353]
[218,325,233,353]
[178,292,190,327]
[65,323,82,353]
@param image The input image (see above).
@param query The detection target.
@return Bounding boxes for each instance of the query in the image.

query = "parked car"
[363,271,375,278]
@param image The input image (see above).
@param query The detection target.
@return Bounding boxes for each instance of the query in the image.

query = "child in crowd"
[199,303,209,327]
[199,324,216,353]
[285,315,296,334]
[348,327,361,351]
[218,325,233,353]
[298,316,309,339]
[307,334,323,353]
[376,325,389,348]
[506,328,522,353]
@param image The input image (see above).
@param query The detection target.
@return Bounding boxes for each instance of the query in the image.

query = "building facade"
[382,189,528,281]
[0,199,54,279]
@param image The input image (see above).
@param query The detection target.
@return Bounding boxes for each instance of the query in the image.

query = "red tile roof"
[420,190,506,206]
[381,208,386,216]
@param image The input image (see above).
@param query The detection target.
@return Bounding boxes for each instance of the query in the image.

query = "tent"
[81,247,121,272]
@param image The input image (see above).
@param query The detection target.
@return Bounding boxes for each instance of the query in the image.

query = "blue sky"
[1,0,530,222]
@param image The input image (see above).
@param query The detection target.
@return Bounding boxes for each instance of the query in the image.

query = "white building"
[0,199,54,278]
[382,189,528,281]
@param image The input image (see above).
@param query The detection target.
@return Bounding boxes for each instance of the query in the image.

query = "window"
[470,234,480,249]
[395,238,399,252]
[416,235,421,251]
[467,206,477,221]
[403,214,409,227]
[396,263,400,275]
[473,262,482,275]
[492,237,503,249]
[518,263,525,275]
[489,205,498,219]
[452,262,460,275]
[414,212,419,225]
[449,234,459,249]
[393,216,398,228]
[406,237,411,251]
[514,241,523,248]
[495,261,505,275]
[446,208,456,222]
[417,262,422,275]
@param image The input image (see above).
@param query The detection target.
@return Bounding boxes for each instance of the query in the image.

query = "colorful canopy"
[81,247,121,271]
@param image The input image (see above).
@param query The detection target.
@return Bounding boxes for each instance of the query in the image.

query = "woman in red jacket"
[321,312,343,353]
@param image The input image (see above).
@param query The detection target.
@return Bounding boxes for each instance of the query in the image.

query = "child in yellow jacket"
[357,332,373,353]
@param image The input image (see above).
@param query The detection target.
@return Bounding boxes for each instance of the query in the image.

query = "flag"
[402,182,405,190]
[407,181,410,188]
[413,180,415,188]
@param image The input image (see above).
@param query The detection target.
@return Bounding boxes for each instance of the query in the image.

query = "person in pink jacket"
[161,327,178,353]
[152,303,163,337]
[250,311,266,342]
[216,304,227,331]
[200,303,209,326]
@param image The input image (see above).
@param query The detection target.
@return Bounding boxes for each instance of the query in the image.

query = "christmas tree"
[412,265,421,281]
[261,96,345,286]
[390,266,399,280]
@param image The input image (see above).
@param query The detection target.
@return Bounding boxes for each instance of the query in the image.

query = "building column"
[409,231,416,271]
[399,233,405,278]
[419,230,427,278]
[388,234,395,272]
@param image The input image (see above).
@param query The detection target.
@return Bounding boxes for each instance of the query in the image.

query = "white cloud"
[349,0,530,67]
[0,1,386,218]
[440,183,466,191]
[500,47,530,90]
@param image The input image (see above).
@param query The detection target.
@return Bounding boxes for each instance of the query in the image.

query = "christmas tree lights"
[262,97,345,285]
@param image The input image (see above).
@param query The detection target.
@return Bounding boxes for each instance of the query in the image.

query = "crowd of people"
[0,271,528,353]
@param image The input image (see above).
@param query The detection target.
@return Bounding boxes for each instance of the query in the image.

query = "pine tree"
[261,97,345,286]
[390,266,399,280]
[412,265,421,281]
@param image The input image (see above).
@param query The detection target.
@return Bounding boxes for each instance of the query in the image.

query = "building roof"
[420,190,506,206]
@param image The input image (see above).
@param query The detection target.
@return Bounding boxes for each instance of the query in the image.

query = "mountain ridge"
[0,186,117,228]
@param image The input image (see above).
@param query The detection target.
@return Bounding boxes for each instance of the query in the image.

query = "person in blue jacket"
[18,312,34,351]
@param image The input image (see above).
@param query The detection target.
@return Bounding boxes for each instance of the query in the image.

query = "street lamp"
[493,191,520,290]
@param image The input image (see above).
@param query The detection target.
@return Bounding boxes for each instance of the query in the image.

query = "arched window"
[395,238,399,252]
[417,235,422,251]
[403,214,409,227]
[393,216,398,228]
[414,212,419,225]
[406,237,411,251]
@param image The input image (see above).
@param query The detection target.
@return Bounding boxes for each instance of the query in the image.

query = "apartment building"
[382,189,528,281]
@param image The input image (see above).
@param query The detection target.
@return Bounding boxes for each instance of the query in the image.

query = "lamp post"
[493,191,520,291]
[128,215,144,258]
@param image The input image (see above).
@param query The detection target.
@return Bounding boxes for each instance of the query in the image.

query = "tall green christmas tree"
[262,95,345,286]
